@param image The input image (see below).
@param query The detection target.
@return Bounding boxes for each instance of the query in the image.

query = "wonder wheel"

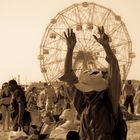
[38,2,135,83]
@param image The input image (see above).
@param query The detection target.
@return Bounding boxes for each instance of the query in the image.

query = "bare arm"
[18,102,25,127]
[93,26,121,116]
[59,29,85,112]
[59,29,78,83]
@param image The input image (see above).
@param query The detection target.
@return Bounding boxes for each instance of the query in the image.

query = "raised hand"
[64,28,77,50]
[93,26,109,46]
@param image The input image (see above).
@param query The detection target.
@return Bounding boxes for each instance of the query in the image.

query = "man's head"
[31,86,38,93]
[8,79,18,91]
[128,80,132,85]
[2,82,8,90]
[44,82,49,89]
[75,69,108,94]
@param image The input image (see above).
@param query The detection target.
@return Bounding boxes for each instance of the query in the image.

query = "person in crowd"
[37,83,49,110]
[53,85,65,123]
[37,82,56,124]
[44,83,56,114]
[49,106,77,140]
[36,83,56,139]
[26,86,41,127]
[8,79,30,134]
[123,80,135,114]
[59,27,125,140]
[0,82,11,131]
[134,85,140,115]
[26,87,42,140]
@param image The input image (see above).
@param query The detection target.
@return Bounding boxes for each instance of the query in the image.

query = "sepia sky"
[0,0,140,86]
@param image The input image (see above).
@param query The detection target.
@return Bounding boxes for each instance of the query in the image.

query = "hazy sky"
[0,0,140,86]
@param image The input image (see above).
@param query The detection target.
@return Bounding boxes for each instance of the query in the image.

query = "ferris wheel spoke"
[88,4,95,23]
[51,27,71,30]
[44,53,55,63]
[90,41,102,53]
[117,59,131,63]
[46,59,65,65]
[87,5,92,23]
[50,29,65,40]
[76,36,92,64]
[112,41,131,48]
[60,14,72,28]
[92,41,131,54]
[87,39,99,52]
[49,69,64,82]
[45,38,63,45]
[45,46,67,52]
[74,5,82,24]
[83,30,89,49]
[77,38,86,51]
[85,36,93,50]
[91,5,95,21]
[100,10,111,26]
[116,48,128,56]
[108,23,122,35]
[62,15,77,24]
[122,24,131,40]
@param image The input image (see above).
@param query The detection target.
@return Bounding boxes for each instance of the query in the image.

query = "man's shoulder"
[13,87,25,99]
[39,89,45,94]
[14,88,24,95]
[47,86,55,93]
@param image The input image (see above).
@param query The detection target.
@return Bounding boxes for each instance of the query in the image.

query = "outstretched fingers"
[93,35,98,42]
[64,28,75,39]
[64,32,68,39]
[98,27,102,34]
[101,26,104,34]
[98,26,104,34]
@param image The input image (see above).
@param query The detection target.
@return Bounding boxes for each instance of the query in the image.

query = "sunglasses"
[90,71,108,75]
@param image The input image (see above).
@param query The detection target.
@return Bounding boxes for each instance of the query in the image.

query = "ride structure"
[38,2,135,83]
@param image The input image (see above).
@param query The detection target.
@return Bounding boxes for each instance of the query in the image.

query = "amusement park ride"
[38,2,136,83]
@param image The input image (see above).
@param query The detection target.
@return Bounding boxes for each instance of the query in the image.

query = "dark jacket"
[65,86,115,140]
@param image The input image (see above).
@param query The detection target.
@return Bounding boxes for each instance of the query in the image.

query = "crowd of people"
[0,80,76,139]
[0,27,140,140]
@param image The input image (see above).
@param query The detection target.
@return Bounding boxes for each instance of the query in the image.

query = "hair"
[2,82,8,89]
[31,86,36,91]
[8,79,17,85]
[128,80,131,84]
[44,82,48,87]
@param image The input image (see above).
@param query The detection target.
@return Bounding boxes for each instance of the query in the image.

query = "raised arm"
[59,29,78,84]
[93,26,121,116]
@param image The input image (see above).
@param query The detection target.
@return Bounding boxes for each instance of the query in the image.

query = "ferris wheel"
[38,2,135,83]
